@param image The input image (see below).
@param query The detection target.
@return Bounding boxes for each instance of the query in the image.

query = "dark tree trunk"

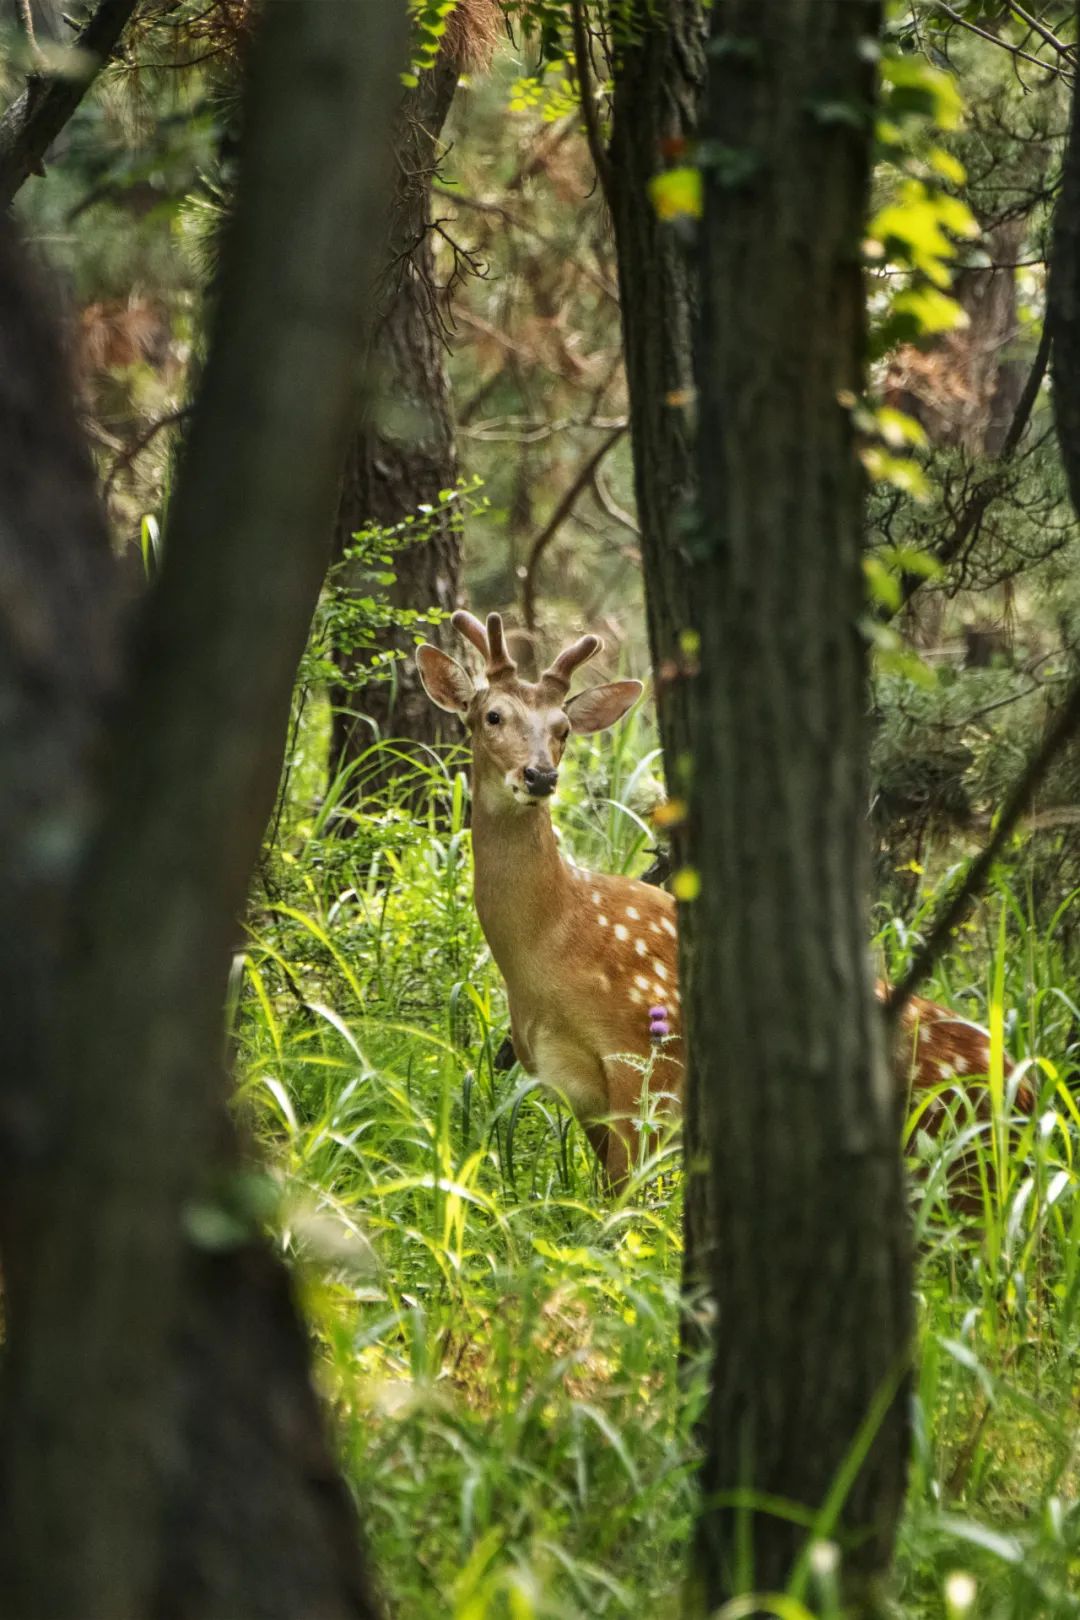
[1049,6,1080,520]
[330,60,463,790]
[606,0,709,1330]
[607,0,706,777]
[0,4,405,1615]
[684,2,911,1609]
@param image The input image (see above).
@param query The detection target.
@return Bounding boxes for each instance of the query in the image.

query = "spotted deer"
[417,612,1032,1183]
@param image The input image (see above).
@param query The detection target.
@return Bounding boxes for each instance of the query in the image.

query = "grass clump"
[236,721,1080,1617]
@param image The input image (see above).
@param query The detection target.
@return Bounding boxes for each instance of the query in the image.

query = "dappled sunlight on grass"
[237,733,1080,1616]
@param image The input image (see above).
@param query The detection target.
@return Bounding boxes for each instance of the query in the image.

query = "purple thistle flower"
[649,1003,670,1042]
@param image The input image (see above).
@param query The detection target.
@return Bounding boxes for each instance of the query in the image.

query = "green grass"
[237,718,1080,1618]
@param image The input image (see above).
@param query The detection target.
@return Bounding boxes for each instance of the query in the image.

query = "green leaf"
[892,284,969,337]
[881,55,965,131]
[861,445,930,499]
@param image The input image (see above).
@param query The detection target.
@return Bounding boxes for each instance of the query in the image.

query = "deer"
[417,611,1033,1185]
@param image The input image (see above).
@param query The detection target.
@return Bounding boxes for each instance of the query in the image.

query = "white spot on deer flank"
[938,1061,954,1080]
[614,923,629,942]
[654,962,669,981]
[954,1055,969,1074]
[626,906,640,920]
[591,890,602,905]
[919,1025,930,1045]
[629,987,644,1005]
[635,939,647,956]
[597,915,608,928]
[634,974,650,991]
[661,917,677,938]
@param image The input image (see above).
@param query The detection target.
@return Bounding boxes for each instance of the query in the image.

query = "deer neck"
[470,779,573,982]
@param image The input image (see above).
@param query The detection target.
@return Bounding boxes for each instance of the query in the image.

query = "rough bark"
[684,2,911,1609]
[1049,3,1080,521]
[607,0,706,779]
[330,60,463,789]
[606,0,708,1340]
[0,3,405,1616]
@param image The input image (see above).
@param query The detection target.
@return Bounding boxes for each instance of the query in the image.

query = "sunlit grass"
[237,723,1080,1617]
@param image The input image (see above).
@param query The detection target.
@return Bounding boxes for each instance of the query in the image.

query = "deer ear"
[565,679,643,735]
[416,645,475,716]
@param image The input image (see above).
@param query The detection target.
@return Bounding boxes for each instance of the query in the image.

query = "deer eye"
[486,710,502,726]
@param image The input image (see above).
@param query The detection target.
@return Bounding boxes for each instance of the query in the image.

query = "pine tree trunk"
[684,2,911,1607]
[330,62,463,792]
[0,4,404,1612]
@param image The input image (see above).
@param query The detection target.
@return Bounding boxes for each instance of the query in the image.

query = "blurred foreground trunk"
[0,4,404,1615]
[683,2,911,1610]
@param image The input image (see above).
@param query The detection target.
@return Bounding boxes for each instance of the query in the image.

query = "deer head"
[417,612,642,812]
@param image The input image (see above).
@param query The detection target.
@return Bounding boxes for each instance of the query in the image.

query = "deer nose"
[523,765,558,797]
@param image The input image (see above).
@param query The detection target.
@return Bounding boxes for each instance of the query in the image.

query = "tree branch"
[885,673,1080,1020]
[886,55,1080,1021]
[929,0,1072,79]
[101,401,192,497]
[890,316,1052,617]
[521,422,627,629]
[570,0,613,207]
[1007,3,1074,59]
[0,0,141,207]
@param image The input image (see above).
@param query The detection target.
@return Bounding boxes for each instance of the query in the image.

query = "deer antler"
[451,609,517,681]
[540,634,602,696]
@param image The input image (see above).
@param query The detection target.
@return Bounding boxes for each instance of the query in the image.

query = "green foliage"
[235,699,1080,1614]
[300,481,486,702]
[405,0,459,86]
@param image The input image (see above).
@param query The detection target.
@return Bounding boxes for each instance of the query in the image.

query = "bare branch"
[522,422,627,629]
[929,0,1072,79]
[570,0,613,207]
[101,402,192,498]
[890,317,1053,616]
[885,674,1080,1020]
[1007,3,1074,58]
[0,0,141,207]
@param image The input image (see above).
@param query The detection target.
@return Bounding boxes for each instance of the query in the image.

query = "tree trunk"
[330,60,463,792]
[607,0,706,777]
[606,0,709,1331]
[0,3,405,1615]
[684,2,911,1609]
[1049,4,1080,521]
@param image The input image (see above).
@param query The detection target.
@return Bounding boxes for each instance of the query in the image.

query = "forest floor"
[241,716,1080,1619]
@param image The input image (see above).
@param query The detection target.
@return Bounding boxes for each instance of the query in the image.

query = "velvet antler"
[539,633,602,697]
[451,609,517,681]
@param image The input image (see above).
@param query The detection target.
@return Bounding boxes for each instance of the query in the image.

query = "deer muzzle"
[523,765,559,798]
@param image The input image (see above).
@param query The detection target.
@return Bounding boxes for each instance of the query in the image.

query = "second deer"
[418,612,1030,1183]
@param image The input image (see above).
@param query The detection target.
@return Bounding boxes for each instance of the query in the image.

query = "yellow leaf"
[673,867,701,902]
[651,798,686,829]
[648,166,703,222]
